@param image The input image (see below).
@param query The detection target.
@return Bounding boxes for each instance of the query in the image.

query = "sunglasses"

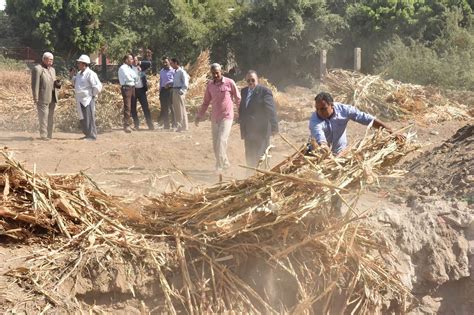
[247,79,256,83]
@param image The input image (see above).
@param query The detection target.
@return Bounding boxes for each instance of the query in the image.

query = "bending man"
[309,92,394,156]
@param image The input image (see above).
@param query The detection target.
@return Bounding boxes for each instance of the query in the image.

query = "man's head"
[170,58,180,69]
[210,63,222,82]
[42,52,54,67]
[123,54,133,66]
[161,57,170,68]
[246,70,258,89]
[76,54,90,71]
[314,92,334,119]
[133,55,140,66]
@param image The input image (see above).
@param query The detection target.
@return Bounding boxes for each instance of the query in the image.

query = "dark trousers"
[37,102,56,138]
[80,101,97,139]
[121,86,135,128]
[244,136,270,168]
[158,87,175,129]
[131,87,153,129]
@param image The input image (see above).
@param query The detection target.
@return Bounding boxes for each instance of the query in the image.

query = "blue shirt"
[309,102,375,154]
[159,67,175,88]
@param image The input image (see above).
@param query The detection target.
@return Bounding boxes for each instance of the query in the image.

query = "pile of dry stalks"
[323,69,471,123]
[1,128,416,312]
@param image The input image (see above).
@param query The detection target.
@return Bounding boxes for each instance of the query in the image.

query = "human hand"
[318,143,331,158]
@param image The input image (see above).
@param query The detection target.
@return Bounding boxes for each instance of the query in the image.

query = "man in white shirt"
[71,55,103,140]
[118,54,138,133]
[170,57,190,132]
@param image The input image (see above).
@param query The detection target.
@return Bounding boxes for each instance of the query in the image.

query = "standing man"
[118,54,138,133]
[31,52,60,140]
[132,55,154,130]
[158,57,176,130]
[309,92,396,156]
[71,55,103,141]
[195,63,241,172]
[170,58,190,132]
[239,70,279,168]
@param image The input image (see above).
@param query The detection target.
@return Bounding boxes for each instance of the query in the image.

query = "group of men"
[32,51,397,173]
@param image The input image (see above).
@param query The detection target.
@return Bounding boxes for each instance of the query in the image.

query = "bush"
[0,55,28,71]
[374,10,474,91]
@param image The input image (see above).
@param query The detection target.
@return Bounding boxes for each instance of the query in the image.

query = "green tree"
[333,0,473,71]
[228,0,344,86]
[5,0,103,58]
[374,10,474,90]
[101,0,236,64]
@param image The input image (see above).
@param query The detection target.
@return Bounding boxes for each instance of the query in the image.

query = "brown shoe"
[124,127,132,133]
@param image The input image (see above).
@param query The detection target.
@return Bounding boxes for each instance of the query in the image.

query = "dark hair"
[123,54,132,62]
[161,56,169,61]
[171,57,180,65]
[315,92,333,104]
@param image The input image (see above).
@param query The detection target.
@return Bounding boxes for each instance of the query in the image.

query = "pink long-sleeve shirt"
[197,77,241,122]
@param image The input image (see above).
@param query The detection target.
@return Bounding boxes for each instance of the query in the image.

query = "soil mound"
[406,124,473,200]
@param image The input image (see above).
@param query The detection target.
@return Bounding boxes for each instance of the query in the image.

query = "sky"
[0,0,5,11]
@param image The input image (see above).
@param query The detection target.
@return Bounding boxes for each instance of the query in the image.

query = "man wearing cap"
[71,54,103,141]
[118,54,139,133]
[195,63,241,173]
[31,52,60,140]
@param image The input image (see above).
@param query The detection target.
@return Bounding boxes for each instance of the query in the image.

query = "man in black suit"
[239,70,279,168]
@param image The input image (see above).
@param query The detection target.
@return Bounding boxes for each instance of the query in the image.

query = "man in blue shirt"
[158,57,176,129]
[309,92,393,156]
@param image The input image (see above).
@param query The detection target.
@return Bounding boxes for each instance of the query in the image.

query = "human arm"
[263,88,279,135]
[309,114,328,146]
[195,83,211,125]
[31,66,40,104]
[90,72,103,99]
[180,70,190,94]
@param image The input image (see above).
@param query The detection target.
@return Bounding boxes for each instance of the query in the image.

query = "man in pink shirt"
[195,63,241,173]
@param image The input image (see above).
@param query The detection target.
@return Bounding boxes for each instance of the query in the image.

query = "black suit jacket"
[239,85,279,140]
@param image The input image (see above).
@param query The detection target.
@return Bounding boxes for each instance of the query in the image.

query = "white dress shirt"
[118,64,138,86]
[73,67,103,119]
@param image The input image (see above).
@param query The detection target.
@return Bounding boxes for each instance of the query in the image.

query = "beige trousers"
[37,102,56,138]
[172,90,188,131]
[212,119,233,170]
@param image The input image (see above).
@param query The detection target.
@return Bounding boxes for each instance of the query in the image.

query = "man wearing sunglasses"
[196,63,241,173]
[239,70,279,168]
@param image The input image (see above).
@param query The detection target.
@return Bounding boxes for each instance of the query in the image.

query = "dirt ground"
[0,107,472,312]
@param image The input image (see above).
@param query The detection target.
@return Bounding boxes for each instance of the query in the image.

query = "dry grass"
[2,128,417,313]
[323,69,472,123]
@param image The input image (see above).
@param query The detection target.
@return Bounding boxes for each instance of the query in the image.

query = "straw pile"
[2,130,416,312]
[323,69,471,122]
[142,130,416,313]
[0,150,171,311]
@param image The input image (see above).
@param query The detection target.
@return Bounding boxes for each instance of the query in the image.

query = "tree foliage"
[5,0,103,57]
[229,0,344,85]
[375,10,474,90]
[4,0,474,89]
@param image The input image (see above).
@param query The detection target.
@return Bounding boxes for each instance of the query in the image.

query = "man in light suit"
[31,52,60,140]
[239,70,279,168]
